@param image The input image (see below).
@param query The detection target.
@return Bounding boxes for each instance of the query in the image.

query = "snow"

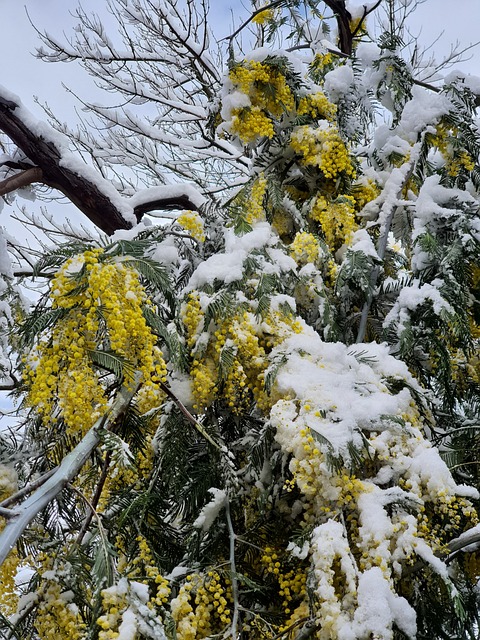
[444,70,480,95]
[220,90,251,121]
[349,228,379,258]
[0,229,13,278]
[193,488,227,531]
[413,174,476,246]
[271,336,416,457]
[168,372,194,410]
[129,184,207,211]
[350,567,416,640]
[188,222,287,289]
[384,279,454,332]
[324,64,354,102]
[398,86,452,143]
[117,608,138,640]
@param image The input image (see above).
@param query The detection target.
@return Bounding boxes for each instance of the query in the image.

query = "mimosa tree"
[0,1,480,638]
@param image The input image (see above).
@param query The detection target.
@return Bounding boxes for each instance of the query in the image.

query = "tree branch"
[446,525,480,559]
[322,0,353,56]
[0,91,211,232]
[0,468,57,509]
[225,500,240,639]
[0,167,43,197]
[0,93,133,235]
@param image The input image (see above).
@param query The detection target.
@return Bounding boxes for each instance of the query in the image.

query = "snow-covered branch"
[0,88,209,234]
[0,90,134,234]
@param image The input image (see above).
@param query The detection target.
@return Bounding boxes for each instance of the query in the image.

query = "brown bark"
[0,95,133,235]
[323,1,353,56]
[0,167,43,196]
[0,95,204,235]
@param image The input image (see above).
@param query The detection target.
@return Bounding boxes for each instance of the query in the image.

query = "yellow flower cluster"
[129,535,171,607]
[0,547,18,616]
[310,52,334,72]
[351,178,380,210]
[451,348,480,387]
[465,550,480,582]
[95,430,156,514]
[297,92,337,121]
[228,59,294,143]
[310,194,357,249]
[182,297,303,413]
[230,106,275,143]
[349,16,366,34]
[290,124,354,178]
[177,210,206,242]
[447,150,475,177]
[35,580,86,640]
[170,572,232,639]
[245,174,267,224]
[230,60,294,117]
[252,7,274,24]
[182,292,203,349]
[271,209,293,238]
[271,380,479,628]
[430,121,475,176]
[430,121,452,156]
[24,249,167,436]
[261,547,307,615]
[97,583,128,639]
[290,231,320,265]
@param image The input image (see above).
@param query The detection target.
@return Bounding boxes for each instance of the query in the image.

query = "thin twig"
[69,481,108,544]
[222,0,285,42]
[270,616,311,639]
[159,381,221,450]
[75,451,111,545]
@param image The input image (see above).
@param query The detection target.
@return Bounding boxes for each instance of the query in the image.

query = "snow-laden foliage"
[1,1,480,639]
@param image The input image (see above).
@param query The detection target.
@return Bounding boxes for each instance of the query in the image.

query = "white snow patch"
[193,488,227,531]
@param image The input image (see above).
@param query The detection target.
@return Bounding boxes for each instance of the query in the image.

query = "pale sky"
[1,0,480,117]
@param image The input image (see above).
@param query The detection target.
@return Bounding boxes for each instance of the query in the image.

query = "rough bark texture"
[0,95,204,235]
[0,95,133,235]
[323,0,353,56]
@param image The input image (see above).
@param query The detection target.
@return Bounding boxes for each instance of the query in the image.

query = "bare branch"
[0,93,133,235]
[0,468,58,509]
[0,167,43,197]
